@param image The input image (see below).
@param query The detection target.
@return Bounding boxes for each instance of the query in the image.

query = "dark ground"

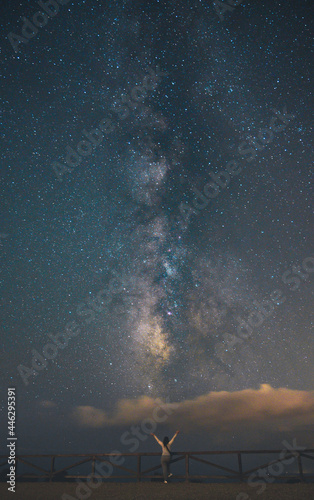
[1,482,314,500]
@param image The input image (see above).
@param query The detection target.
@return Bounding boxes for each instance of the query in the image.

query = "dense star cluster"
[0,0,313,453]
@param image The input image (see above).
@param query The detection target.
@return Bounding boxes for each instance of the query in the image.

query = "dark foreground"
[1,482,314,500]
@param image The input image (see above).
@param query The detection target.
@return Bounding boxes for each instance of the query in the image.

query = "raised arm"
[150,433,162,446]
[168,430,180,446]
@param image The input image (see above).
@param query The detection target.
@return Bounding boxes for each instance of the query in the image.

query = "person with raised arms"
[150,430,180,483]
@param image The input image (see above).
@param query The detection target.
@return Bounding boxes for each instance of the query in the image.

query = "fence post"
[297,453,304,482]
[137,455,141,482]
[49,456,55,482]
[237,453,243,482]
[91,457,96,483]
[185,453,189,482]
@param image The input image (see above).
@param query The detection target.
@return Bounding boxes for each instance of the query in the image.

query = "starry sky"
[0,0,313,458]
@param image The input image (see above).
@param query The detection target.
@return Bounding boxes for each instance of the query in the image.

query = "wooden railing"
[1,449,314,482]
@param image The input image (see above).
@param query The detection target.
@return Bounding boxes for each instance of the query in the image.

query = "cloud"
[72,396,177,428]
[72,385,314,438]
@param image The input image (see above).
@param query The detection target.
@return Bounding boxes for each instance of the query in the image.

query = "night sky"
[0,0,313,458]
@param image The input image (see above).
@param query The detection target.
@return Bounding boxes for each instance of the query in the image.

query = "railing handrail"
[1,448,314,458]
[1,449,313,483]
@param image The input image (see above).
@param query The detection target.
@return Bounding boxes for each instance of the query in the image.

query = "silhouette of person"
[150,430,180,483]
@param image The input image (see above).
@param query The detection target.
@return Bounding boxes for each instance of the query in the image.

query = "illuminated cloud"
[72,396,176,427]
[72,384,314,440]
